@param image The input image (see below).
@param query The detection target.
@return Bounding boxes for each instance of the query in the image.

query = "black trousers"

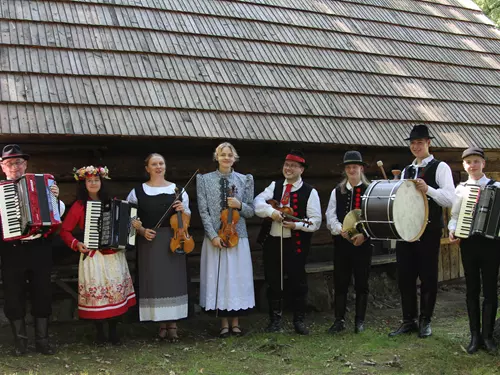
[333,236,372,297]
[263,236,308,311]
[395,227,442,321]
[0,238,53,320]
[461,236,500,330]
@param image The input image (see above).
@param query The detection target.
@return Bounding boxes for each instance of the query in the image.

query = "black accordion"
[84,199,138,250]
[470,185,500,240]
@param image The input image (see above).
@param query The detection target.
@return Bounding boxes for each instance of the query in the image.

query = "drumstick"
[376,160,388,180]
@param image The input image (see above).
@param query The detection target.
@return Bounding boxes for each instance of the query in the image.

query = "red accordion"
[0,173,62,241]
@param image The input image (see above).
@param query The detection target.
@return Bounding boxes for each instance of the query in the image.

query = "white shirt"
[402,154,455,208]
[126,183,191,215]
[448,174,500,232]
[325,181,363,236]
[254,178,322,238]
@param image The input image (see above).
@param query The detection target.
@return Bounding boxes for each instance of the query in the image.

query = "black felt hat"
[340,151,367,166]
[404,125,434,141]
[1,144,30,161]
[462,146,485,159]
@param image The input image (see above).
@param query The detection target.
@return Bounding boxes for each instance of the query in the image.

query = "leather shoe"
[354,320,365,334]
[418,318,432,338]
[388,320,418,337]
[293,321,309,335]
[466,333,482,354]
[483,338,497,354]
[328,319,345,335]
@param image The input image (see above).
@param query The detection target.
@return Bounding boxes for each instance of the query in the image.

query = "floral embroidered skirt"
[77,250,136,320]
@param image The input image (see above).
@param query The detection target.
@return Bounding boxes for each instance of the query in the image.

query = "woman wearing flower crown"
[60,166,136,346]
[127,153,190,342]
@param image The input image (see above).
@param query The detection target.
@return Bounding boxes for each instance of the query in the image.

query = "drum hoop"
[387,180,402,239]
[404,179,429,242]
[362,180,380,238]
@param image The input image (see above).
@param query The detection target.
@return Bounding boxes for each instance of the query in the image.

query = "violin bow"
[153,169,199,229]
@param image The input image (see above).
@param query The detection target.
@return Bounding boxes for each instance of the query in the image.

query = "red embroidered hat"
[285,150,307,168]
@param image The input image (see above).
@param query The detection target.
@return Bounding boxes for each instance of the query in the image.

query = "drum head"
[392,180,428,242]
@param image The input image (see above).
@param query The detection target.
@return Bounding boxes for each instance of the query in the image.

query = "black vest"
[135,184,175,229]
[335,183,369,224]
[402,158,443,229]
[258,180,314,252]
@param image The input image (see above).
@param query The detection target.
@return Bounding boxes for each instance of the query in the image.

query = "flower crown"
[73,166,111,181]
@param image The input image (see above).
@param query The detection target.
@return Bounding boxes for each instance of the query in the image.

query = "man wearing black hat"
[389,125,454,339]
[0,144,65,356]
[325,151,372,334]
[449,147,500,354]
[254,150,322,335]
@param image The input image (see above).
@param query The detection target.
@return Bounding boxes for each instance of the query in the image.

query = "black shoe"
[293,321,309,335]
[467,332,482,354]
[108,319,122,346]
[483,338,497,354]
[388,320,418,337]
[231,325,243,337]
[34,318,55,355]
[9,318,28,356]
[219,327,230,339]
[328,319,345,335]
[418,317,432,338]
[354,320,365,334]
[266,299,283,333]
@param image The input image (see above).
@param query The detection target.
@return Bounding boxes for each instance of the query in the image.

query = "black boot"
[94,321,107,346]
[418,316,432,338]
[293,297,309,335]
[466,299,481,354]
[388,320,418,337]
[418,292,436,338]
[266,299,282,333]
[34,318,55,355]
[354,294,368,334]
[108,318,122,346]
[482,302,497,354]
[9,318,28,356]
[328,319,346,334]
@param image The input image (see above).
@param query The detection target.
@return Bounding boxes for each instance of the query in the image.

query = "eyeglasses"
[1,159,26,168]
[283,162,301,169]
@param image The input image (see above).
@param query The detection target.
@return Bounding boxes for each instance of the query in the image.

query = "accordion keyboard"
[0,183,22,239]
[456,184,481,239]
[84,201,102,250]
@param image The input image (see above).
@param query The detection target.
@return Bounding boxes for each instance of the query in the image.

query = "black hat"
[285,150,307,167]
[462,146,485,159]
[404,125,434,141]
[1,144,29,161]
[341,150,367,166]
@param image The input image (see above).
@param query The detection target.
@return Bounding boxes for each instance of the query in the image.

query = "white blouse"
[126,183,191,215]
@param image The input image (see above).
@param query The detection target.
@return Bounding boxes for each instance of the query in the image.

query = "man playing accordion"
[0,144,65,356]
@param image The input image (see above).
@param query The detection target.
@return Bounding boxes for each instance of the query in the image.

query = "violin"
[218,184,240,248]
[169,188,195,254]
[266,199,312,226]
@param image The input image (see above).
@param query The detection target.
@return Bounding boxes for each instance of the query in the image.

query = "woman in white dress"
[127,153,190,342]
[197,142,255,338]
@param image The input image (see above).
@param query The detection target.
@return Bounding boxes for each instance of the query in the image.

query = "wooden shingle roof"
[0,0,499,148]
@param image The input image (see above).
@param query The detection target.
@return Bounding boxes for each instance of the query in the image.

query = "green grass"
[1,295,500,375]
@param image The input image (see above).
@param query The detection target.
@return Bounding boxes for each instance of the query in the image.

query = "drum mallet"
[376,160,388,180]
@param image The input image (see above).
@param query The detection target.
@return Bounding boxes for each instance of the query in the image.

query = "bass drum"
[361,180,428,242]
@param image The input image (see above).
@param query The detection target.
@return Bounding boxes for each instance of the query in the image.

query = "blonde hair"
[339,170,371,194]
[144,153,165,167]
[213,142,240,162]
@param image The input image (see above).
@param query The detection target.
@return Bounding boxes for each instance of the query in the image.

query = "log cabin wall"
[6,135,500,280]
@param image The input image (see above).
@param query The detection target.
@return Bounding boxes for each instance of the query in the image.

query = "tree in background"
[474,0,500,26]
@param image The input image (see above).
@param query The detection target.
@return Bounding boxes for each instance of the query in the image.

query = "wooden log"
[450,243,460,280]
[441,244,451,281]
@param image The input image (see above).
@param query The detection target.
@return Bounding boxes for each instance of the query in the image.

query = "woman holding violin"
[196,142,255,338]
[254,150,322,335]
[127,153,190,342]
